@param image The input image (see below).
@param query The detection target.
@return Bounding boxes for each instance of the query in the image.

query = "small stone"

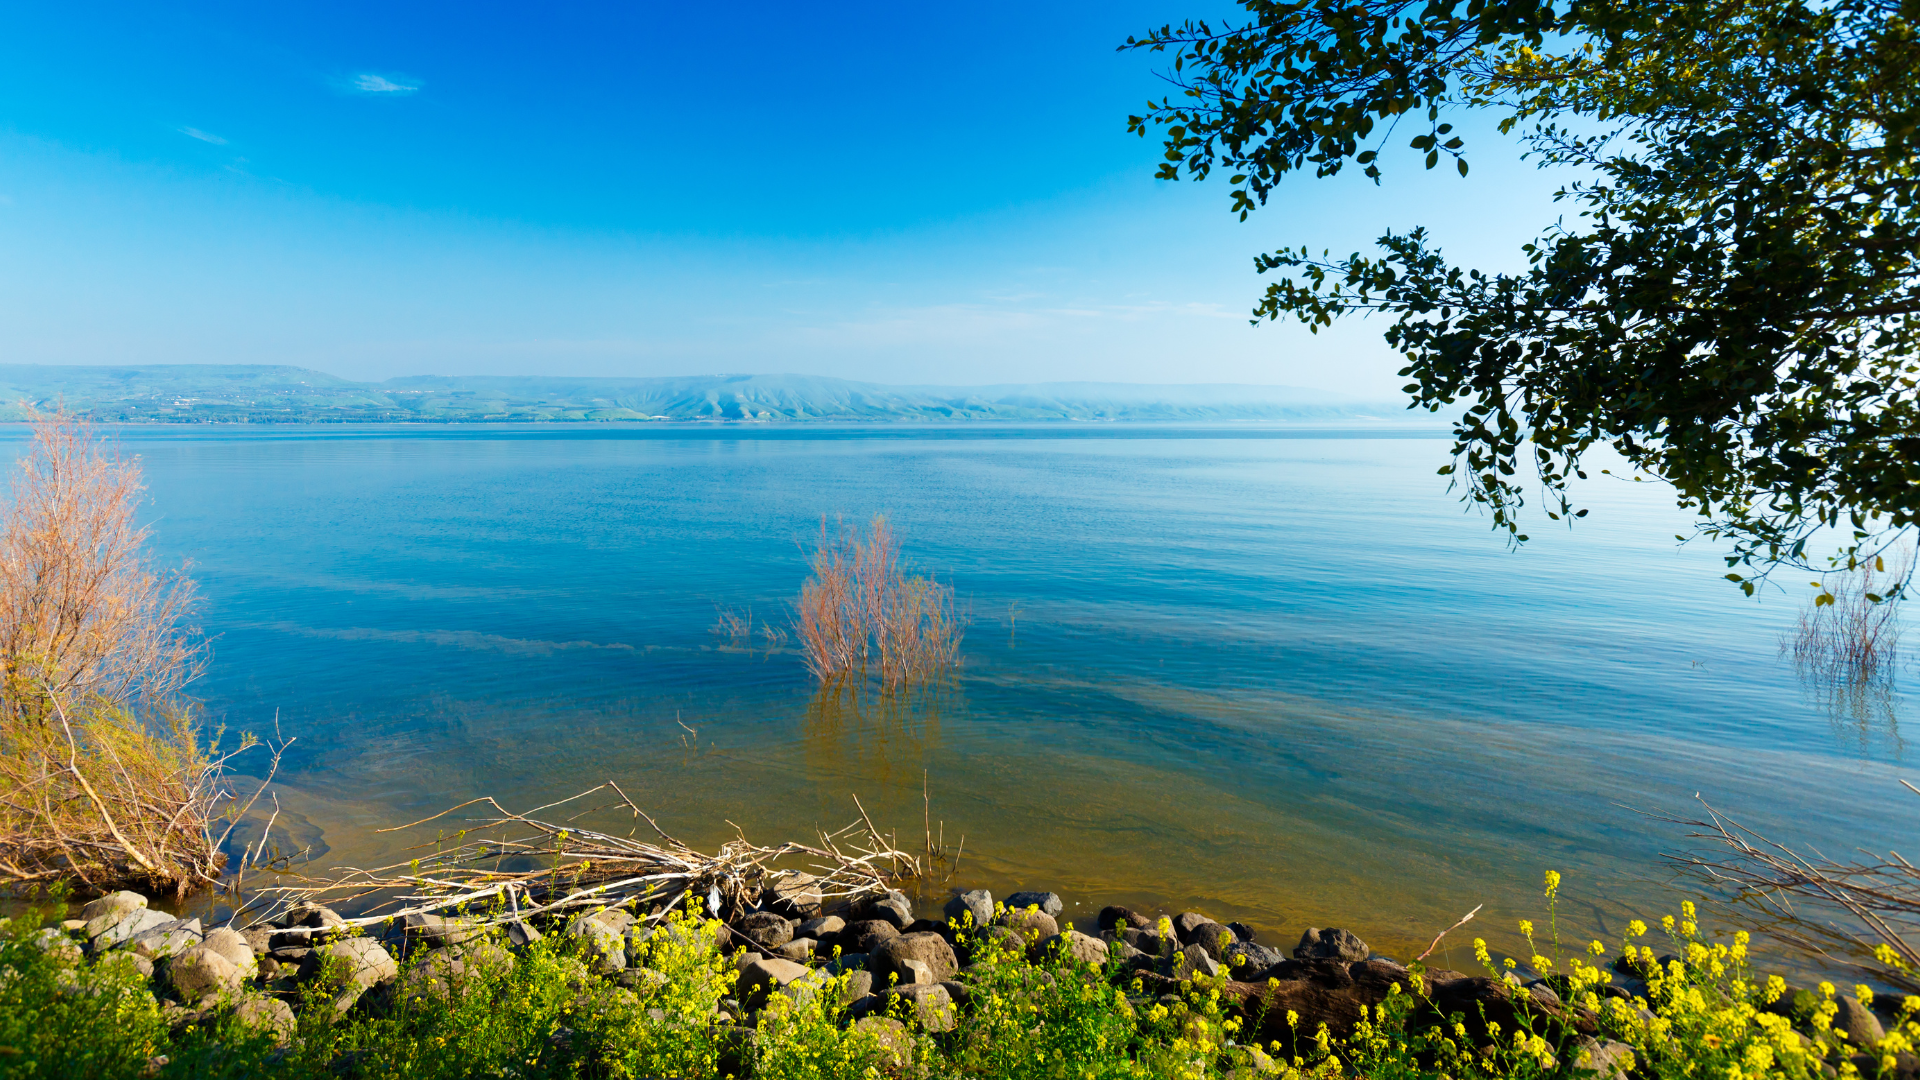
[846,920,900,955]
[306,937,399,992]
[29,927,82,964]
[865,891,913,930]
[797,915,845,939]
[775,937,816,962]
[766,872,824,919]
[735,956,815,1012]
[943,889,993,930]
[506,920,542,948]
[998,907,1059,945]
[131,920,204,960]
[738,911,795,950]
[1004,891,1064,918]
[853,1015,914,1069]
[231,995,296,1044]
[1226,922,1258,943]
[169,945,243,1002]
[1036,930,1109,966]
[565,914,627,974]
[1173,912,1212,938]
[278,902,347,930]
[60,919,87,932]
[882,983,956,1032]
[838,969,875,1006]
[1572,1037,1637,1080]
[872,933,959,986]
[92,907,173,950]
[1173,942,1220,980]
[402,912,482,947]
[1835,996,1886,1046]
[80,891,148,938]
[898,958,935,985]
[1183,921,1235,959]
[1223,940,1286,974]
[1293,927,1369,963]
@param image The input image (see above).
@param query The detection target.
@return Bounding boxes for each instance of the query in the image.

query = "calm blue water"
[30,424,1913,964]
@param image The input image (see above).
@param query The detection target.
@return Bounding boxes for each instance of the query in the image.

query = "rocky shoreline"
[28,878,1902,1078]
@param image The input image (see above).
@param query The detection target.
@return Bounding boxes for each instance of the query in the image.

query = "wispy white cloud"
[178,126,227,145]
[346,72,421,95]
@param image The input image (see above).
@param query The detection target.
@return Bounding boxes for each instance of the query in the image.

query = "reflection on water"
[9,424,1911,972]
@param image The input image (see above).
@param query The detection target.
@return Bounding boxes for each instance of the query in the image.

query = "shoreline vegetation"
[7,869,1920,1080]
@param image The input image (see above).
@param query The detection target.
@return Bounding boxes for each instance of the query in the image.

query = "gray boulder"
[306,937,399,993]
[231,995,296,1044]
[738,911,795,950]
[797,915,845,939]
[881,983,956,1032]
[1004,891,1064,918]
[1173,912,1213,939]
[1835,996,1886,1046]
[1037,930,1109,966]
[401,912,482,948]
[871,932,958,986]
[168,945,244,1002]
[1293,927,1370,963]
[853,1015,914,1068]
[837,968,875,1006]
[765,872,824,919]
[92,907,174,951]
[80,892,149,939]
[1572,1037,1637,1080]
[1182,921,1235,959]
[1172,942,1220,980]
[131,919,204,960]
[565,913,629,974]
[201,928,256,977]
[775,937,816,962]
[1223,940,1286,974]
[845,920,900,955]
[735,956,817,1012]
[863,890,913,930]
[998,908,1059,947]
[943,889,993,930]
[29,927,82,965]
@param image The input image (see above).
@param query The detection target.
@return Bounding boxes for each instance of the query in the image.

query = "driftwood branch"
[253,784,922,933]
[1657,789,1920,989]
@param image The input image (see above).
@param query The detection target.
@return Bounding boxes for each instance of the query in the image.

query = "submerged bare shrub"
[796,516,961,686]
[0,413,205,721]
[1784,544,1910,690]
[0,413,242,895]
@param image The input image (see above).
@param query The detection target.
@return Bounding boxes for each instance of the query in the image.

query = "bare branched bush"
[1784,543,1912,688]
[0,412,245,895]
[796,517,961,686]
[0,413,205,721]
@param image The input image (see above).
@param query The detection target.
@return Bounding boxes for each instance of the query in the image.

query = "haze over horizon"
[1,1,1579,396]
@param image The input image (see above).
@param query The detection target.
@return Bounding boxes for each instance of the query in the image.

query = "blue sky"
[0,1,1571,393]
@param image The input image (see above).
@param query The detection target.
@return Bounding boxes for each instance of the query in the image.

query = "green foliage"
[1124,0,1920,587]
[5,877,1920,1079]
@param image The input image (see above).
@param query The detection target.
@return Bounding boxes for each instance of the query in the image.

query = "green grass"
[1,874,1913,1080]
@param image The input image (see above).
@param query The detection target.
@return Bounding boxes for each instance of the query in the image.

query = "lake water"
[32,424,1915,969]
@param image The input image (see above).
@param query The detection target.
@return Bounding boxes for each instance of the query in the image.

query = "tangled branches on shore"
[1662,788,1920,991]
[252,783,920,934]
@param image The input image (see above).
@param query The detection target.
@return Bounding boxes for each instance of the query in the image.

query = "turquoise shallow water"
[17,423,1912,967]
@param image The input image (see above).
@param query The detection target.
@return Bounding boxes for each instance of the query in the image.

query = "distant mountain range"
[0,365,1407,424]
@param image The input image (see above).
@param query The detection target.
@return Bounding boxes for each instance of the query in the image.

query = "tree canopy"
[1124,0,1920,593]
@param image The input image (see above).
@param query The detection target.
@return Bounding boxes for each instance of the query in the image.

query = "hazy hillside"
[0,365,1403,423]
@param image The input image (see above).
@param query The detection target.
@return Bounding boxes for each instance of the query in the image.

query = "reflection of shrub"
[796,517,961,687]
[0,413,238,895]
[1785,545,1910,689]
